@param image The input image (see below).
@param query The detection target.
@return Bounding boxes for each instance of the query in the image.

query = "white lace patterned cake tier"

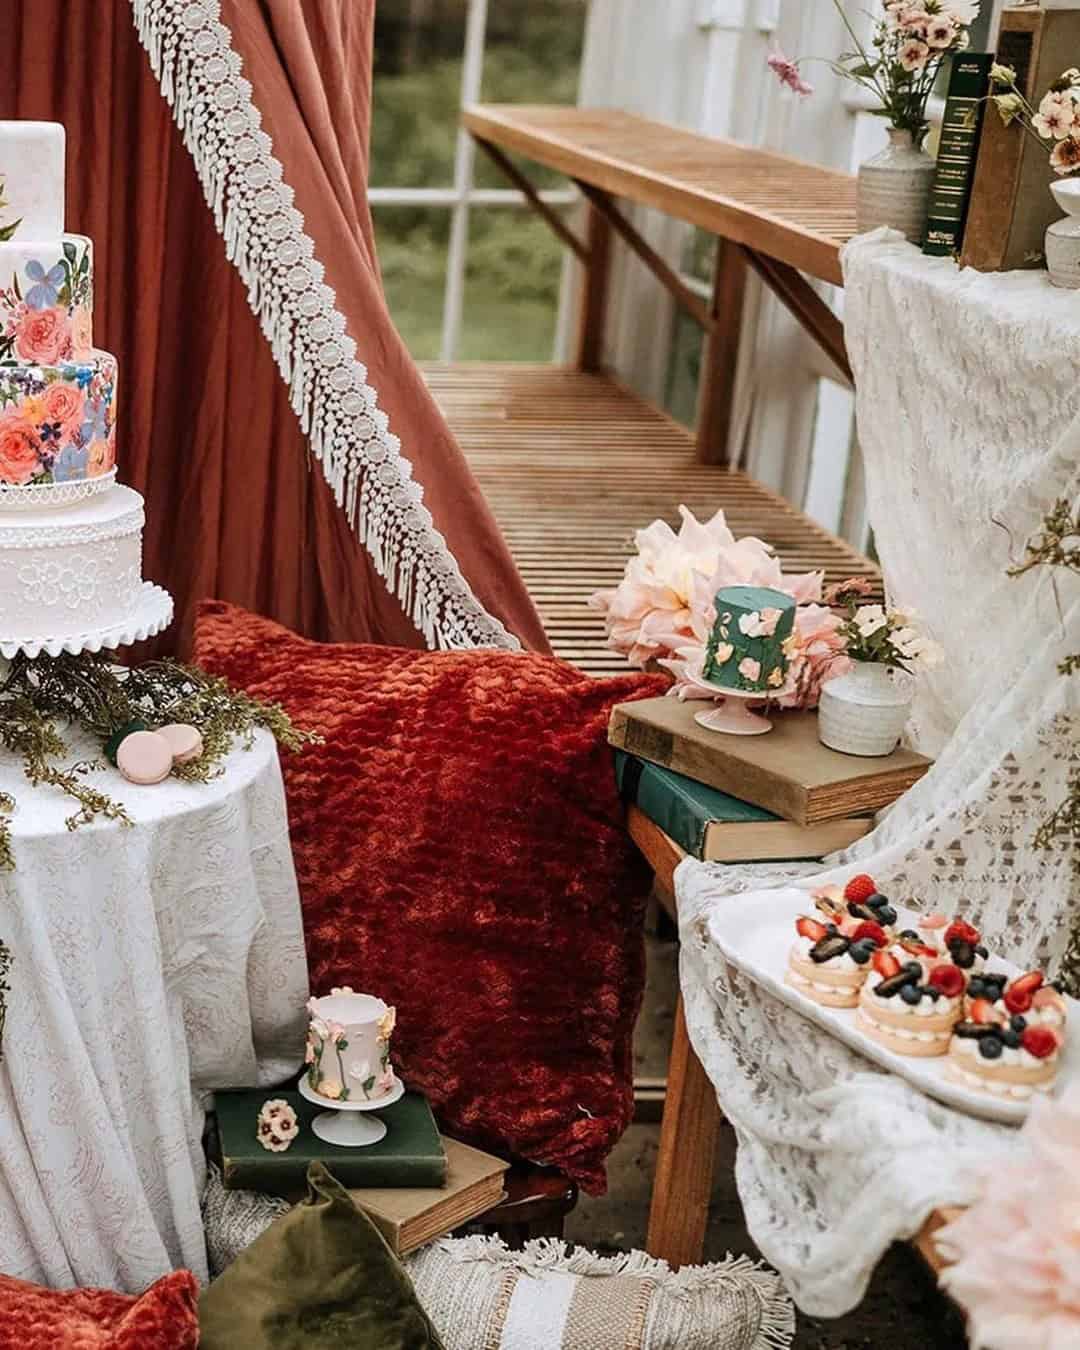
[0,483,146,643]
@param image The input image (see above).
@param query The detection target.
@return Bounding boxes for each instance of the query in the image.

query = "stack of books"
[608,698,930,865]
[213,1088,508,1256]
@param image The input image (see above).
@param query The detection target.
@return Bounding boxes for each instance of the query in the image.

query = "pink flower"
[1050,134,1080,175]
[41,382,83,439]
[71,305,93,356]
[15,305,71,364]
[0,410,42,484]
[87,440,112,477]
[377,1069,395,1094]
[937,1084,1080,1349]
[775,604,852,710]
[738,657,761,682]
[824,576,874,606]
[327,1021,346,1044]
[926,17,955,48]
[899,39,930,72]
[766,48,814,98]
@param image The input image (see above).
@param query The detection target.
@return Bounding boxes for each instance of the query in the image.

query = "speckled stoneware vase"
[818,660,914,757]
[1046,178,1080,288]
[856,128,935,245]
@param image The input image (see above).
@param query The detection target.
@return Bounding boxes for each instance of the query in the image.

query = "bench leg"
[646,993,721,1268]
[575,200,613,372]
[695,237,747,465]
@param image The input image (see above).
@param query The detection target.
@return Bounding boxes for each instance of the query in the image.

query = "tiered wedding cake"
[0,121,171,656]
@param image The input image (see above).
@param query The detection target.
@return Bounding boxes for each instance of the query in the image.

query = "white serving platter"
[706,886,1078,1125]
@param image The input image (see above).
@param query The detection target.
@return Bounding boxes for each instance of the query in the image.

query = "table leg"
[646,993,722,1268]
[575,200,613,372]
[695,237,747,466]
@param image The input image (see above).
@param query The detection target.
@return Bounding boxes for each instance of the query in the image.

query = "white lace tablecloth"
[0,727,308,1293]
[677,231,1079,1317]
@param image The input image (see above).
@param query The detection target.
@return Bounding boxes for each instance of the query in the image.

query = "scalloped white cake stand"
[0,583,174,661]
[299,1074,406,1146]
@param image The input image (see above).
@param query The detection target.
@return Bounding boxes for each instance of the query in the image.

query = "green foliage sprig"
[0,175,20,243]
[1009,499,1080,989]
[0,651,317,870]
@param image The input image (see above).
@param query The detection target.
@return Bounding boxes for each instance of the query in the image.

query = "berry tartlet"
[785,914,880,1009]
[947,995,1063,1099]
[856,956,964,1057]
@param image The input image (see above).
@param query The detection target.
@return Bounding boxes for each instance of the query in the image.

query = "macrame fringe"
[127,0,520,655]
[433,1235,796,1350]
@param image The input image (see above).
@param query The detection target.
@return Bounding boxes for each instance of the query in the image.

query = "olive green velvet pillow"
[198,1162,445,1350]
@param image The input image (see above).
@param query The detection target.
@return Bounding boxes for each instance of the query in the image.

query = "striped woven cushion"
[406,1236,794,1350]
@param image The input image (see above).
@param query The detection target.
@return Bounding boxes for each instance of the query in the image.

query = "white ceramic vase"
[1045,177,1080,288]
[818,661,914,758]
[856,128,935,245]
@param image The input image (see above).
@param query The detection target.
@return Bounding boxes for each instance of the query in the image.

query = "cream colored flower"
[1034,91,1076,140]
[900,39,930,72]
[349,1060,373,1082]
[319,1078,343,1100]
[989,62,1017,89]
[309,1016,329,1040]
[1051,134,1080,175]
[926,17,954,47]
[766,666,784,688]
[854,604,888,638]
[377,1006,397,1042]
[714,641,734,664]
[994,93,1025,126]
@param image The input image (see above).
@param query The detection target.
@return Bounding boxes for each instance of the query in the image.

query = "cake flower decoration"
[256,1098,299,1153]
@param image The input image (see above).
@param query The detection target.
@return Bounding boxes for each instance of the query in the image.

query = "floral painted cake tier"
[305,987,398,1104]
[0,353,116,488]
[702,585,796,694]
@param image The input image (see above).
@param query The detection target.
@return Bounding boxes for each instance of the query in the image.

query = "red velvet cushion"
[194,601,666,1193]
[0,1271,199,1349]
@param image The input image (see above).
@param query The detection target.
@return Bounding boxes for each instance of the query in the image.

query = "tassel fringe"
[126,0,520,654]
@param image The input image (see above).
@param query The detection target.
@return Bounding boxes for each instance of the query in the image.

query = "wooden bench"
[629,805,954,1281]
[463,104,856,465]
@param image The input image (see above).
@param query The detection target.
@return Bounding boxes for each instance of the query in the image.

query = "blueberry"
[951,941,975,970]
[925,987,941,1001]
[826,923,838,934]
[866,892,889,909]
[900,984,922,1005]
[903,960,922,974]
[978,1036,1003,1060]
[877,905,898,926]
[975,944,989,959]
[1001,1029,1022,1049]
[849,942,873,966]
[968,978,984,998]
[1010,1014,1027,1032]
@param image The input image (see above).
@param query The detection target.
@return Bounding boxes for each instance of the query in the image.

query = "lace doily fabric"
[126,0,520,655]
[676,232,1079,1317]
[0,727,308,1292]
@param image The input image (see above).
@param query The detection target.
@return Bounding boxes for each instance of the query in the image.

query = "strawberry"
[851,920,888,948]
[1003,986,1033,1016]
[1009,971,1044,998]
[1021,1026,1058,1060]
[872,949,901,979]
[843,874,878,904]
[969,997,998,1025]
[927,965,965,998]
[945,920,981,949]
[796,916,828,942]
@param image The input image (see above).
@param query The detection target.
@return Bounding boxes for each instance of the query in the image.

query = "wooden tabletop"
[463,105,858,287]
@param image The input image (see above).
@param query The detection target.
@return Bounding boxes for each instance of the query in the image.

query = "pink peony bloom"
[766,48,814,97]
[937,1084,1080,1350]
[776,604,852,710]
[0,410,42,484]
[15,305,71,364]
[42,381,84,440]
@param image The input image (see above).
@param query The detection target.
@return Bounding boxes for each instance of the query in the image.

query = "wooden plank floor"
[424,363,879,676]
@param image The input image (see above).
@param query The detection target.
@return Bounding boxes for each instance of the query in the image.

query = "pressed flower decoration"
[826,577,944,671]
[989,65,1080,177]
[256,1099,299,1153]
[767,1,980,146]
[589,505,851,708]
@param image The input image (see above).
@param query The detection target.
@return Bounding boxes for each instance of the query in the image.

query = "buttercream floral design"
[0,357,116,487]
[738,657,762,683]
[738,607,783,638]
[0,239,92,363]
[256,1098,299,1153]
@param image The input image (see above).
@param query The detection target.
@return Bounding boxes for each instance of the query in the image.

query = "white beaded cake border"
[128,0,519,654]
[0,582,173,659]
[0,470,118,511]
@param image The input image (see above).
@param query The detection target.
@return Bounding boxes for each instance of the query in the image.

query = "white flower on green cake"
[854,604,888,638]
[738,657,761,682]
[714,641,734,665]
[738,608,783,638]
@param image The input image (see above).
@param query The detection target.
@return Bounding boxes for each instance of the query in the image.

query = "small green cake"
[702,585,796,694]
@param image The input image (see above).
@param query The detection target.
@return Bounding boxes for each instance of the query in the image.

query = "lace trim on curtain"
[127,0,520,652]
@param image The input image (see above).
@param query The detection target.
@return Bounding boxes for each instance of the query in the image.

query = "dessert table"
[0,727,308,1293]
[676,230,1080,1316]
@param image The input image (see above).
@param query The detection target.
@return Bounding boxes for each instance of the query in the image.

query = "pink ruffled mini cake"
[305,987,397,1104]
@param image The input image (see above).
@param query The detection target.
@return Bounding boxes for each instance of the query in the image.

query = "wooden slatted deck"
[425,364,879,675]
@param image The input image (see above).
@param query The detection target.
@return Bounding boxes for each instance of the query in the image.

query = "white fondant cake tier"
[0,234,93,360]
[0,122,65,238]
[306,989,397,1104]
[0,483,145,643]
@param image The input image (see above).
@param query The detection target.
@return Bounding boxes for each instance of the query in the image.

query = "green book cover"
[923,53,993,256]
[614,751,871,863]
[214,1088,448,1195]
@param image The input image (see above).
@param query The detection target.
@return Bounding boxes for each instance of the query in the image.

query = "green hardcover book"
[614,751,872,863]
[214,1089,448,1195]
[923,52,993,256]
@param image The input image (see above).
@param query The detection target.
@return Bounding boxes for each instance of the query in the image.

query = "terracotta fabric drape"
[0,0,549,655]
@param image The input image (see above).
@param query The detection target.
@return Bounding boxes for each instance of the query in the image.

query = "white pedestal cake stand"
[679,667,794,736]
[0,583,173,661]
[299,1074,406,1146]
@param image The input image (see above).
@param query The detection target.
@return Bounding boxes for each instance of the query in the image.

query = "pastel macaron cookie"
[157,723,204,763]
[116,729,173,785]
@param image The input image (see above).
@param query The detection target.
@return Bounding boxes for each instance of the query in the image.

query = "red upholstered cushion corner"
[194,600,668,1193]
[0,1270,199,1350]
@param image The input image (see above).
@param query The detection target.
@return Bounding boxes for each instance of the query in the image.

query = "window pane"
[372,2,468,187]
[372,205,449,360]
[460,209,563,360]
[474,0,588,192]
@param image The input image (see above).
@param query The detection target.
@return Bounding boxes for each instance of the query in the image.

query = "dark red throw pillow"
[195,601,667,1193]
[0,1270,199,1349]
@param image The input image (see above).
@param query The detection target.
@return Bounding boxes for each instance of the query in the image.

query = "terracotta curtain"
[0,0,549,655]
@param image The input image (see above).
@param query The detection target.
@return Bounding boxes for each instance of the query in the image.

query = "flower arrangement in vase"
[988,64,1080,287]
[768,1,980,243]
[817,578,944,756]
